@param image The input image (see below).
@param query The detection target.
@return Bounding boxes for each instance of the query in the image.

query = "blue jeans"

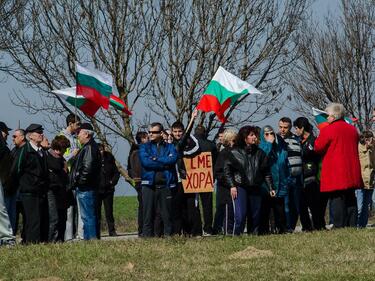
[4,194,17,235]
[233,187,247,235]
[76,189,97,240]
[356,189,373,228]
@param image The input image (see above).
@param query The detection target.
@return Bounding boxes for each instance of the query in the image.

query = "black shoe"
[109,231,118,237]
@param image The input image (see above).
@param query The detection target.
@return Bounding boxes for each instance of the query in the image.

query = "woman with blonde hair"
[213,129,237,235]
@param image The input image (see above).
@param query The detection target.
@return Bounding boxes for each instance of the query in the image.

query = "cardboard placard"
[182,152,214,193]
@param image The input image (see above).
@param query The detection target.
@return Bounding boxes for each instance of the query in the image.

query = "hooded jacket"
[259,127,290,197]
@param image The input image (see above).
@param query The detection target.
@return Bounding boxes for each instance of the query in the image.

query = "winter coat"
[301,133,321,186]
[14,141,49,194]
[47,150,70,209]
[98,151,120,193]
[314,119,363,192]
[139,141,178,188]
[214,146,232,204]
[223,145,274,195]
[127,145,142,184]
[70,138,101,191]
[358,143,375,189]
[259,129,290,197]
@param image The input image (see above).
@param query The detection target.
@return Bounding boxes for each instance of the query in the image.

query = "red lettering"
[199,172,206,189]
[197,155,206,168]
[205,171,213,189]
[190,157,196,169]
[205,154,212,168]
[193,173,199,188]
[186,173,193,189]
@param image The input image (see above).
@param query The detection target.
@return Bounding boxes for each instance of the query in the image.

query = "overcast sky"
[0,0,338,196]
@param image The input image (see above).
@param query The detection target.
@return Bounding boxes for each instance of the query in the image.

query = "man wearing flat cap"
[0,121,16,246]
[13,123,49,243]
[70,123,100,240]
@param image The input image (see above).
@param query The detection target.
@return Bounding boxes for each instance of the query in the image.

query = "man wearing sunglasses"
[139,122,178,237]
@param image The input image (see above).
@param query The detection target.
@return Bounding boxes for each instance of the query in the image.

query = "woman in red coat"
[314,103,362,228]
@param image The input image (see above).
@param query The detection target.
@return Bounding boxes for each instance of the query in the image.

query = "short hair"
[171,121,184,131]
[235,126,259,147]
[51,135,70,151]
[279,117,292,127]
[149,122,163,132]
[222,129,237,147]
[293,117,312,132]
[194,125,206,137]
[15,129,25,136]
[135,131,148,144]
[359,131,374,145]
[66,113,81,126]
[325,103,345,120]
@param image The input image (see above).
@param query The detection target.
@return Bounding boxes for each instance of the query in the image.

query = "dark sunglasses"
[265,132,275,136]
[148,131,161,135]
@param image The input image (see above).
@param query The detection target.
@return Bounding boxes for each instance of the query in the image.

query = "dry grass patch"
[229,246,273,260]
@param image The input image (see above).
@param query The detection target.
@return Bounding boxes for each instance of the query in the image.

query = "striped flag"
[312,107,357,130]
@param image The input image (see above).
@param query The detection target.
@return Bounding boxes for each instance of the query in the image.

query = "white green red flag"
[53,87,132,116]
[312,107,358,130]
[76,63,112,110]
[196,66,263,122]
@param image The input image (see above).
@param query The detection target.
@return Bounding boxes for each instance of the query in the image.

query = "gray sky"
[0,0,338,196]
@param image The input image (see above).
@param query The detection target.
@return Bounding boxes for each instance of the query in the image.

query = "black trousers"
[183,193,202,236]
[20,193,49,244]
[328,189,357,228]
[171,183,185,235]
[47,190,59,242]
[299,182,327,231]
[199,192,213,234]
[142,185,172,237]
[135,183,143,236]
[260,196,287,234]
[96,191,116,236]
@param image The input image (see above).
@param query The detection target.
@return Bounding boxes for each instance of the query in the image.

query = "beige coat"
[358,143,375,189]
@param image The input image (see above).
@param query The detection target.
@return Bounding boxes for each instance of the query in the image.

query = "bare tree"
[0,0,309,179]
[287,0,375,131]
[148,0,309,132]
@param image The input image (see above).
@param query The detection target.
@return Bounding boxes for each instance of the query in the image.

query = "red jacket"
[314,119,363,192]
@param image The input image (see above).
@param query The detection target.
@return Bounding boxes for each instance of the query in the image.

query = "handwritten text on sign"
[182,152,214,193]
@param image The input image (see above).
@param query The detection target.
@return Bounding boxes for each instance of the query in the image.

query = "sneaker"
[0,239,16,247]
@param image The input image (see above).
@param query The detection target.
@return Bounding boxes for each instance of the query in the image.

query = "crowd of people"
[0,102,374,245]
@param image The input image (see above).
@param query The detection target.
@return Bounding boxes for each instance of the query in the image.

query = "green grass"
[109,196,138,234]
[1,228,375,280]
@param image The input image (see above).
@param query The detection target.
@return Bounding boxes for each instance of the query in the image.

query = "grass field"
[3,197,375,280]
[1,228,375,280]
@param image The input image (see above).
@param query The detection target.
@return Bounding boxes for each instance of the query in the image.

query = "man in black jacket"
[0,121,16,246]
[96,143,120,237]
[70,123,101,240]
[194,125,217,235]
[15,123,49,243]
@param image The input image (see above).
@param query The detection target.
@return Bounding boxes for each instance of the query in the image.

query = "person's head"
[194,125,207,139]
[26,124,44,146]
[222,129,237,147]
[148,122,164,143]
[51,135,71,155]
[77,123,94,145]
[293,117,312,137]
[98,143,107,154]
[235,126,259,147]
[217,127,226,144]
[66,113,81,133]
[171,121,184,141]
[135,131,148,144]
[263,125,276,143]
[359,131,374,147]
[0,121,11,141]
[325,103,345,123]
[162,129,173,143]
[12,129,26,147]
[278,117,292,138]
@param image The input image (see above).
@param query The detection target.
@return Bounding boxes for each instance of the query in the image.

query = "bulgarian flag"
[76,63,112,109]
[53,87,100,117]
[53,87,132,116]
[312,107,358,130]
[196,66,263,122]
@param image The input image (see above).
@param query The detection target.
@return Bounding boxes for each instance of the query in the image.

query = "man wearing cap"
[13,123,49,243]
[70,123,100,240]
[0,121,16,246]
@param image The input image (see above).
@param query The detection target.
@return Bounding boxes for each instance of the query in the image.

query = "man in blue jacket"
[139,122,178,237]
